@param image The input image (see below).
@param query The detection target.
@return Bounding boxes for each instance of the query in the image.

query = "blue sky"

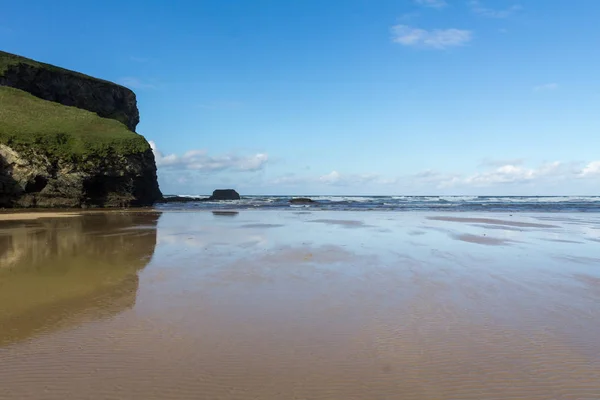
[2,0,599,195]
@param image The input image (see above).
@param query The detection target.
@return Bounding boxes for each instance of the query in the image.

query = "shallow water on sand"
[1,211,599,399]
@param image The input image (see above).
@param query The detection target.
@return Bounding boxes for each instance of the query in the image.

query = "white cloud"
[580,161,600,177]
[391,25,473,49]
[415,0,447,9]
[465,164,535,185]
[539,161,584,178]
[119,77,156,89]
[440,161,583,188]
[268,160,595,191]
[469,1,522,18]
[154,146,599,194]
[534,83,559,92]
[149,141,268,172]
[319,171,342,184]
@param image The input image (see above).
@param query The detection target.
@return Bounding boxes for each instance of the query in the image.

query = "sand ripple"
[1,211,599,399]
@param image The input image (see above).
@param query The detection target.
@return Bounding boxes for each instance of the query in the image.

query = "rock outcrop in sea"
[158,189,241,204]
[208,189,240,201]
[0,51,162,207]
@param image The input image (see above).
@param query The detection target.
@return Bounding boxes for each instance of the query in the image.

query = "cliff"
[0,51,139,130]
[0,51,162,207]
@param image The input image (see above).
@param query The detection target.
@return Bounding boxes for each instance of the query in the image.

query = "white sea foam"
[163,195,600,211]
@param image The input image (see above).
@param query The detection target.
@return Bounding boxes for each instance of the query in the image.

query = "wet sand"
[1,211,600,399]
[0,211,81,221]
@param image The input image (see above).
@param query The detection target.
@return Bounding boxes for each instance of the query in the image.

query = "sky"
[2,0,599,195]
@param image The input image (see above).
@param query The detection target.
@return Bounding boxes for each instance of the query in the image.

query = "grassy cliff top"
[0,50,120,87]
[0,86,150,159]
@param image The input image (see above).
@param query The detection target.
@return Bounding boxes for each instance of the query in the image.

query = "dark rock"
[0,51,139,131]
[157,191,241,204]
[0,144,161,208]
[209,189,240,201]
[290,197,315,204]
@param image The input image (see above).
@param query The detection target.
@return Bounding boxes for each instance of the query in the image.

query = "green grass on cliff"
[0,51,47,75]
[0,86,150,160]
[0,50,118,85]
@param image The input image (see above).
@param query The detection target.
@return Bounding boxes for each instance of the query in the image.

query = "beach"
[1,210,599,399]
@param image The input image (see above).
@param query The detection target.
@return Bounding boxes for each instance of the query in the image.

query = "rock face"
[0,51,139,131]
[209,189,240,201]
[0,51,162,208]
[0,144,160,208]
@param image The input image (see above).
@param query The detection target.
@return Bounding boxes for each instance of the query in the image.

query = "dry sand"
[1,210,599,399]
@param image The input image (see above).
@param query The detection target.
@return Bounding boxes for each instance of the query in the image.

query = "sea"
[157,195,600,213]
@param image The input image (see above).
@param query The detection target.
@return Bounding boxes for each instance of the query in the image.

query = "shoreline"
[2,207,600,221]
[0,208,162,220]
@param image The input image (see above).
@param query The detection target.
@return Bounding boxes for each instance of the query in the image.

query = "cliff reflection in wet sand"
[0,212,159,345]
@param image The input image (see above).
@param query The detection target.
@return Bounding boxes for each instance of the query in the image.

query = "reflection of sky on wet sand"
[150,211,600,327]
[149,210,600,271]
[1,210,600,399]
[147,211,600,331]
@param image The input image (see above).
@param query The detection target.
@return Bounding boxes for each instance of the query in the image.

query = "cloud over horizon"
[154,153,600,194]
[261,160,600,194]
[581,161,600,177]
[440,161,586,188]
[150,141,268,172]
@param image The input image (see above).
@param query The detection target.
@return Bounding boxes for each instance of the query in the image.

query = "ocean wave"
[309,196,375,203]
[159,195,600,212]
[475,196,600,203]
